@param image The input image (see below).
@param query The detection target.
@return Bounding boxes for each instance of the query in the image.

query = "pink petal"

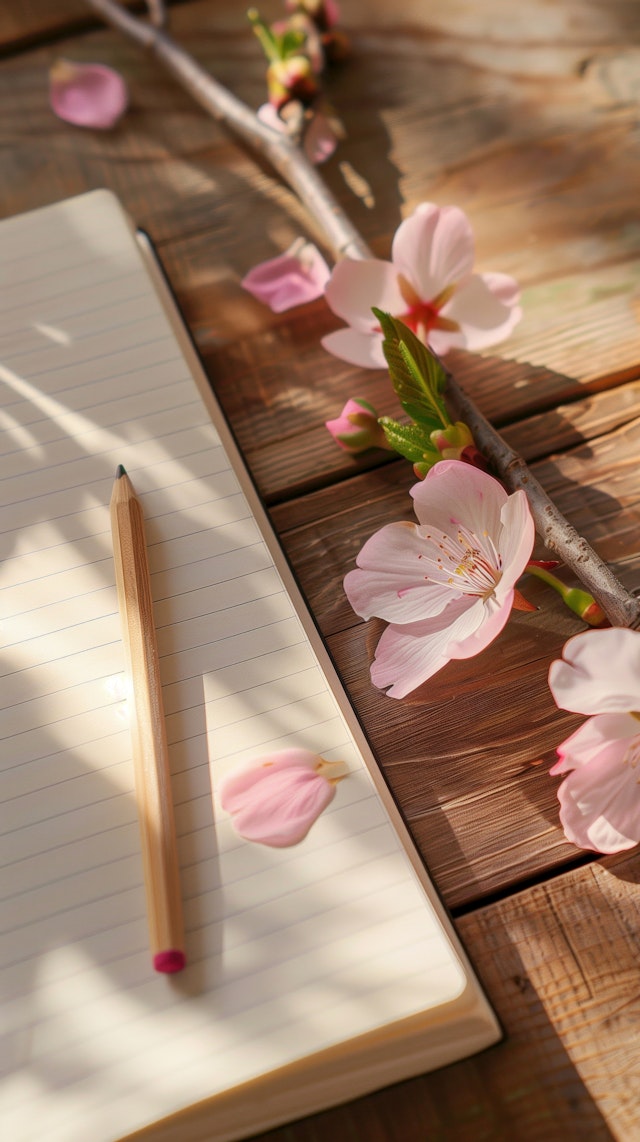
[495,490,535,594]
[549,628,640,716]
[241,241,331,312]
[551,713,640,774]
[321,327,387,368]
[370,596,483,698]
[257,102,285,133]
[554,740,640,852]
[441,273,522,351]
[424,324,467,356]
[481,270,522,307]
[410,459,508,542]
[324,258,404,331]
[391,204,476,303]
[303,110,338,164]
[447,591,514,660]
[324,0,341,27]
[344,520,459,623]
[49,59,128,130]
[219,748,338,847]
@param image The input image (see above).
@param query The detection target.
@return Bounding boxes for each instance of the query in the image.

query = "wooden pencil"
[110,464,186,974]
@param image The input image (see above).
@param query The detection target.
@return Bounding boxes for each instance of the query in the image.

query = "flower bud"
[563,589,608,627]
[430,421,474,460]
[267,54,318,108]
[326,397,387,453]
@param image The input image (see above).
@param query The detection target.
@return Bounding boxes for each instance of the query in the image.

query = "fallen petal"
[49,59,128,130]
[241,240,331,312]
[218,748,347,846]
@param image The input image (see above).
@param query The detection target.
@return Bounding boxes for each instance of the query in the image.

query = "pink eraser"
[153,949,186,974]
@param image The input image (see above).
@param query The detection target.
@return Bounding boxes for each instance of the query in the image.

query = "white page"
[0,191,488,1142]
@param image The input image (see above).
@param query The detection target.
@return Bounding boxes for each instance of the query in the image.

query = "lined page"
[0,191,486,1142]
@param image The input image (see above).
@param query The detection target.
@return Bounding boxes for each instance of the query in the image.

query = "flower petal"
[49,59,128,130]
[447,591,513,660]
[554,740,640,852]
[344,520,461,623]
[441,273,522,351]
[219,748,338,847]
[323,258,404,331]
[241,241,330,312]
[370,596,484,698]
[410,459,508,541]
[548,628,640,716]
[495,489,535,594]
[303,110,339,164]
[551,713,640,774]
[391,203,475,302]
[321,327,387,368]
[257,102,285,132]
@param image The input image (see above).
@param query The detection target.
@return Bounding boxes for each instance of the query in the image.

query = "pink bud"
[49,59,128,130]
[325,397,386,453]
[267,55,318,109]
[219,748,348,847]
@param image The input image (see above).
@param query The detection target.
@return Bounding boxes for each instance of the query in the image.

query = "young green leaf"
[373,308,451,429]
[378,417,441,465]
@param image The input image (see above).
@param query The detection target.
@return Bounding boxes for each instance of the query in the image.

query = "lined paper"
[0,192,496,1142]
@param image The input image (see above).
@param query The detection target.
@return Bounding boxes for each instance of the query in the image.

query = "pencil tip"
[116,464,127,478]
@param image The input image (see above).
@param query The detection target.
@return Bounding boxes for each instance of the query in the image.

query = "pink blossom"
[344,459,535,698]
[49,59,128,130]
[321,202,522,368]
[218,748,348,847]
[325,397,387,453]
[257,102,338,164]
[548,627,640,853]
[241,238,331,312]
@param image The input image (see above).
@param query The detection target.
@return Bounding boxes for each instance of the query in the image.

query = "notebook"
[0,190,501,1142]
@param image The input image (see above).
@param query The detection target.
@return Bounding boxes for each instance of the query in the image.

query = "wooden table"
[4,2,640,1138]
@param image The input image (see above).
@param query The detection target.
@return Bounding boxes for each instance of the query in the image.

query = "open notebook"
[1,190,501,1142]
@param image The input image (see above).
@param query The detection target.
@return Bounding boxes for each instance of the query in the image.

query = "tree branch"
[84,0,640,629]
[84,0,369,259]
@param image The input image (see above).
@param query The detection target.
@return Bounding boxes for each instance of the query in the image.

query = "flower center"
[395,274,459,338]
[419,523,503,601]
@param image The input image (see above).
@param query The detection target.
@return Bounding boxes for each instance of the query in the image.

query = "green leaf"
[379,417,441,464]
[373,308,451,429]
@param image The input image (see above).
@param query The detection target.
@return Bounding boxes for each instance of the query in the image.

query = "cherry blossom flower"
[49,59,128,130]
[344,459,535,698]
[321,202,522,368]
[241,238,331,312]
[325,397,388,453]
[218,748,348,847]
[548,627,640,853]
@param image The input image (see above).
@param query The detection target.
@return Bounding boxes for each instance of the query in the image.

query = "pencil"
[110,464,186,974]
